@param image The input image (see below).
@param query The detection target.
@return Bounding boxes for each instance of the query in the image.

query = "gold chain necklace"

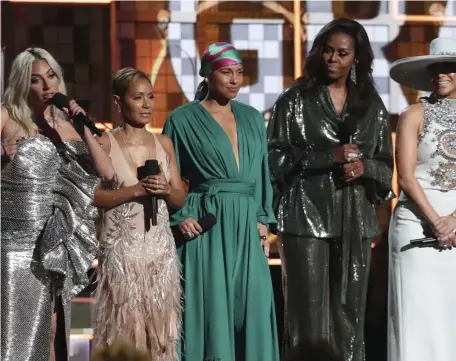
[118,129,152,168]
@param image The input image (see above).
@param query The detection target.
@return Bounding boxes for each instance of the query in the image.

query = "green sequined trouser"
[278,234,372,361]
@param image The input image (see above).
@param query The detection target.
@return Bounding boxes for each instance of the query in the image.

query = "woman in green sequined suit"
[268,18,394,360]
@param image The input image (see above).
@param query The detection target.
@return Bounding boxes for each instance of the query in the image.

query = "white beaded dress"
[388,97,456,361]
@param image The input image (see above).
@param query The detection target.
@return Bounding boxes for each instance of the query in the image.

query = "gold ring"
[350,171,355,177]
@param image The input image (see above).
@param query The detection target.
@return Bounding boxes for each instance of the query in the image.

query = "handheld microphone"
[51,92,102,137]
[343,115,357,144]
[137,160,160,226]
[410,237,438,245]
[183,213,217,241]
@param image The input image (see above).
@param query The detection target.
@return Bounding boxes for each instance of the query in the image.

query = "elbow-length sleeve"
[267,92,336,188]
[361,103,395,205]
[255,113,277,227]
[39,142,99,297]
[162,114,199,226]
[267,93,335,181]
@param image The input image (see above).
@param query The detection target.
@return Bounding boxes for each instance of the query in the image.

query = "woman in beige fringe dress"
[92,67,185,361]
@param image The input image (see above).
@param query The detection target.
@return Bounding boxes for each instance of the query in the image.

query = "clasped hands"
[431,214,456,249]
[333,144,364,182]
[135,163,170,197]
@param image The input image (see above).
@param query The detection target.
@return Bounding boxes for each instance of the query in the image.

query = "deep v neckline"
[324,86,347,120]
[109,131,158,182]
[197,101,241,175]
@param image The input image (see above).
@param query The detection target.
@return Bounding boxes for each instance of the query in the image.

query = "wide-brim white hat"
[390,37,456,91]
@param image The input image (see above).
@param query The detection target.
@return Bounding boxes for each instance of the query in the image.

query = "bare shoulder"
[0,106,22,137]
[1,106,12,130]
[399,102,423,122]
[97,131,112,154]
[397,102,424,131]
[155,133,174,154]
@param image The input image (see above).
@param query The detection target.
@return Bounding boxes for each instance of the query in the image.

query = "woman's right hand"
[178,218,203,240]
[1,136,23,162]
[332,144,360,164]
[133,179,148,198]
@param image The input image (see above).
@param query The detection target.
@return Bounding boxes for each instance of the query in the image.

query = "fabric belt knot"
[192,178,255,215]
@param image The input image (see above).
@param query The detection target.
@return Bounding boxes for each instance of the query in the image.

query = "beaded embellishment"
[421,98,456,190]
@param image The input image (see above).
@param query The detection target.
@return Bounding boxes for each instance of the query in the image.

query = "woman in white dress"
[388,37,456,361]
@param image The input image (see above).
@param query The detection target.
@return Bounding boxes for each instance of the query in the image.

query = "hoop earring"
[350,65,357,84]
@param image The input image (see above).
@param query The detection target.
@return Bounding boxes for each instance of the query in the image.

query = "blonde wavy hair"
[3,47,67,136]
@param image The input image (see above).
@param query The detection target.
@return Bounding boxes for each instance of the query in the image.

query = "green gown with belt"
[163,100,279,361]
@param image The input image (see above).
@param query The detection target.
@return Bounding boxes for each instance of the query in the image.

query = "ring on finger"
[347,152,359,162]
[350,170,355,177]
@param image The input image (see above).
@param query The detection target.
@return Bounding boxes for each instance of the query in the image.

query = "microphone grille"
[145,159,159,175]
[198,213,217,231]
[51,92,69,110]
[344,115,357,135]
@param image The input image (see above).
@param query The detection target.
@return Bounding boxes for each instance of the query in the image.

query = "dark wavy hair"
[297,18,377,116]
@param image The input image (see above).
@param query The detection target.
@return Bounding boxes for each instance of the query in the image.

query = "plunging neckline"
[197,101,241,175]
[109,131,158,182]
[324,86,347,120]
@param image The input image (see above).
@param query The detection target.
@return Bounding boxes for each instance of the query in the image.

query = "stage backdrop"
[2,0,456,128]
[114,0,456,128]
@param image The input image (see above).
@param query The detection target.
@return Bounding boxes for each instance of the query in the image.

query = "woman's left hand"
[343,159,364,182]
[258,222,269,257]
[432,215,456,239]
[141,163,170,196]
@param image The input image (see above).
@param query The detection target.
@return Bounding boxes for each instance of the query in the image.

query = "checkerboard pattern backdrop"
[2,0,456,123]
[1,3,112,122]
[167,20,286,114]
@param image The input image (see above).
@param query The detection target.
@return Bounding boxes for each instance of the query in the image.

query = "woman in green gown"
[163,42,279,361]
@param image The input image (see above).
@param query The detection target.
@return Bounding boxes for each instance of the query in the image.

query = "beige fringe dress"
[93,131,181,360]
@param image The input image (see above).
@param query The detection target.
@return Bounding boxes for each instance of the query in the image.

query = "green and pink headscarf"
[199,42,243,78]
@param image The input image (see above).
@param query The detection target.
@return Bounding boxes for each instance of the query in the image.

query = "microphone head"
[51,92,70,110]
[198,213,217,232]
[144,159,159,176]
[344,115,357,135]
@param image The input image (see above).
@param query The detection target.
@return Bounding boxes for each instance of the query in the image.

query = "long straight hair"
[3,47,67,136]
[297,18,378,116]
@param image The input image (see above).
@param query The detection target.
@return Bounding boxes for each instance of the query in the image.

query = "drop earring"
[350,65,357,84]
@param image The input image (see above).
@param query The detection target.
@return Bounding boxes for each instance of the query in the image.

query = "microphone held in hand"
[343,115,357,143]
[137,159,160,226]
[410,237,438,246]
[183,214,217,241]
[51,92,102,137]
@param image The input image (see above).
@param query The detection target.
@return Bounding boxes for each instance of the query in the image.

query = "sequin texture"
[1,136,98,361]
[419,97,456,190]
[92,132,181,361]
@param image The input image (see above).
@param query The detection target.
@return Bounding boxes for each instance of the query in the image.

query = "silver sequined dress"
[388,97,456,361]
[1,136,98,361]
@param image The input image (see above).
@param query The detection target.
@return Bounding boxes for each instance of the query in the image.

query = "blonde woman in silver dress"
[93,67,185,361]
[388,37,456,361]
[1,47,114,361]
